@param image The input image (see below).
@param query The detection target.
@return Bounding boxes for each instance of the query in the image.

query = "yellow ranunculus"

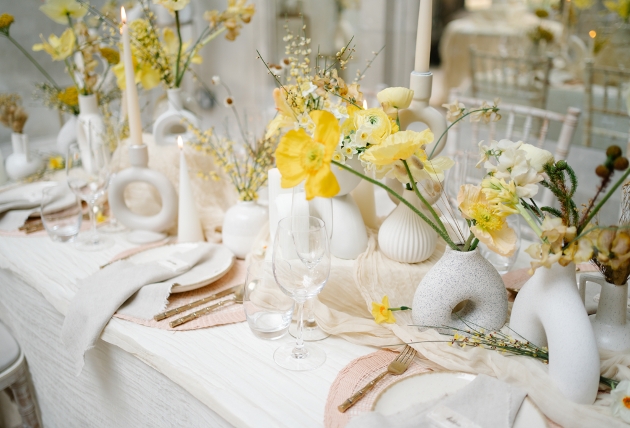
[39,0,87,24]
[458,184,517,257]
[340,104,360,136]
[354,107,391,146]
[377,87,414,117]
[371,296,396,324]
[275,110,340,200]
[361,129,430,167]
[32,28,75,61]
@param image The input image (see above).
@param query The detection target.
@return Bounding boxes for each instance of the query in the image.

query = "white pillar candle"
[177,136,204,242]
[120,7,143,146]
[351,179,378,229]
[414,0,432,73]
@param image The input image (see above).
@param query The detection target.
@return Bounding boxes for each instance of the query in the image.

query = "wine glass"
[66,140,114,251]
[273,215,331,370]
[289,184,332,341]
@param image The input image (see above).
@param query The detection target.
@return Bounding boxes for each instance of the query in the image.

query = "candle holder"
[108,144,178,243]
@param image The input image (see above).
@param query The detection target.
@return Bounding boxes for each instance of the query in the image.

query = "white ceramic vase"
[5,133,42,181]
[76,94,105,154]
[378,189,437,263]
[57,115,78,155]
[579,275,630,352]
[153,88,199,146]
[412,247,508,331]
[329,157,368,259]
[222,200,268,259]
[510,263,600,404]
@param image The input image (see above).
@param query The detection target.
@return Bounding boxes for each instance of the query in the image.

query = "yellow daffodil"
[481,177,520,214]
[371,296,396,324]
[605,0,630,20]
[361,129,428,166]
[39,0,87,24]
[353,107,391,146]
[153,0,191,13]
[32,28,75,61]
[458,184,517,257]
[0,13,14,33]
[377,87,413,117]
[275,110,340,200]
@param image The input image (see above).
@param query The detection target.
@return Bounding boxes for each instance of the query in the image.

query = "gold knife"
[154,285,240,321]
[169,297,237,328]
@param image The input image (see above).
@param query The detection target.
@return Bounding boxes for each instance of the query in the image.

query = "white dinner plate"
[0,181,76,214]
[126,242,235,293]
[373,371,548,428]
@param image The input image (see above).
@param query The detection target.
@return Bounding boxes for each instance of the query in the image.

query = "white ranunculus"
[520,143,554,173]
[611,380,630,423]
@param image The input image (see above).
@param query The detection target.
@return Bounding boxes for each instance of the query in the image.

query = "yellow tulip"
[458,184,517,257]
[371,296,396,324]
[39,0,87,24]
[361,129,430,167]
[32,28,75,61]
[275,110,341,200]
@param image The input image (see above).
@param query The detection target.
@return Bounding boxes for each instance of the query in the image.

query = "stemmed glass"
[273,216,331,370]
[66,141,114,251]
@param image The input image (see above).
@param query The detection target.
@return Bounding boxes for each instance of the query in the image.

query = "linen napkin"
[346,374,527,428]
[61,246,208,375]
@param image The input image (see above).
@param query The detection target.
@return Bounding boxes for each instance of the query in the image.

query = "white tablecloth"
[0,234,374,427]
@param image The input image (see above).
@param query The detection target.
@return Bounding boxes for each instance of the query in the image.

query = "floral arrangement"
[186,78,278,202]
[113,0,254,90]
[0,94,28,134]
[605,0,630,22]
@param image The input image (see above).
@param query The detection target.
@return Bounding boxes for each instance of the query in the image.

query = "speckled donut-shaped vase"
[412,248,508,331]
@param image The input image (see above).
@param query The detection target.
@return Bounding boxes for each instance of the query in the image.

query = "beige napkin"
[61,246,209,375]
[346,374,527,428]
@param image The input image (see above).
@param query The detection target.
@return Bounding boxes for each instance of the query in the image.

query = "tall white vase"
[153,88,199,146]
[5,133,42,181]
[378,189,437,263]
[412,248,508,331]
[579,275,630,352]
[76,94,105,160]
[222,200,268,259]
[510,263,600,404]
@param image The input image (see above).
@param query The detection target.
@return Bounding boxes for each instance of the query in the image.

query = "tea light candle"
[120,7,143,146]
[414,0,432,73]
[177,136,204,242]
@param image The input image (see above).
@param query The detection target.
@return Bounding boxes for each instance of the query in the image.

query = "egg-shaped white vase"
[412,247,508,331]
[510,263,600,404]
[378,189,437,263]
[153,88,199,146]
[222,200,268,259]
[5,133,43,181]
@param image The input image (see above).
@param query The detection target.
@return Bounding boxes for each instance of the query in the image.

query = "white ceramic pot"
[332,157,363,196]
[579,275,630,352]
[57,115,78,155]
[412,247,508,331]
[153,88,199,146]
[378,189,437,263]
[222,200,268,259]
[76,94,106,172]
[510,263,600,404]
[5,133,43,181]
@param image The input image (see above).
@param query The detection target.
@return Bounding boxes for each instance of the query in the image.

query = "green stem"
[331,160,461,251]
[96,63,111,93]
[64,58,81,92]
[401,159,449,235]
[174,11,183,88]
[469,237,480,251]
[177,26,226,88]
[580,167,630,234]
[462,232,475,251]
[517,203,543,237]
[428,107,492,159]
[4,35,59,89]
[389,306,411,312]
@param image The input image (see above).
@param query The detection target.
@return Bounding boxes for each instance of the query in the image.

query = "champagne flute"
[66,140,113,251]
[273,216,331,370]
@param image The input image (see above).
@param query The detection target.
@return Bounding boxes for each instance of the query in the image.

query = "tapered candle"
[120,7,143,146]
[177,136,204,242]
[588,30,596,58]
[414,0,432,73]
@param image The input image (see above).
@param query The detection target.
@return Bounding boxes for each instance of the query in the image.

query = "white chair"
[0,322,41,428]
[446,94,581,208]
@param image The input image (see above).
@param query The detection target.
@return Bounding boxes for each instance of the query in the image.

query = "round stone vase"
[222,200,268,259]
[412,247,508,331]
[510,263,600,404]
[378,189,437,263]
[153,88,199,146]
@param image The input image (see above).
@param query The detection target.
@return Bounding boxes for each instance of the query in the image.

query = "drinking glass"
[479,216,522,274]
[40,185,82,242]
[244,260,294,340]
[289,184,332,341]
[273,216,331,370]
[66,141,113,251]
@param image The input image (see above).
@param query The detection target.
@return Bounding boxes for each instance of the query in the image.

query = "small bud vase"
[510,263,600,404]
[5,133,42,181]
[153,88,199,146]
[77,94,105,153]
[412,247,508,331]
[222,200,268,259]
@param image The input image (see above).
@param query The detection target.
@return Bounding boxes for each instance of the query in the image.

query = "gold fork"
[338,345,417,413]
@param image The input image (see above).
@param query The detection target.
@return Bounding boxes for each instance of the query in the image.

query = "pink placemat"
[114,259,247,331]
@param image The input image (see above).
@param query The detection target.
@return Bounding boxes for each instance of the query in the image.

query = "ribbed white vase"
[378,189,437,263]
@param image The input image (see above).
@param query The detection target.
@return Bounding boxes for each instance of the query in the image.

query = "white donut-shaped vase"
[412,248,508,332]
[108,167,178,232]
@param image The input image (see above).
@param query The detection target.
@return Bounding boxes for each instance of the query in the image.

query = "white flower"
[484,139,543,199]
[211,75,221,85]
[301,82,318,98]
[332,148,346,164]
[342,145,356,159]
[442,100,465,122]
[297,113,315,135]
[611,380,630,423]
[519,143,554,173]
